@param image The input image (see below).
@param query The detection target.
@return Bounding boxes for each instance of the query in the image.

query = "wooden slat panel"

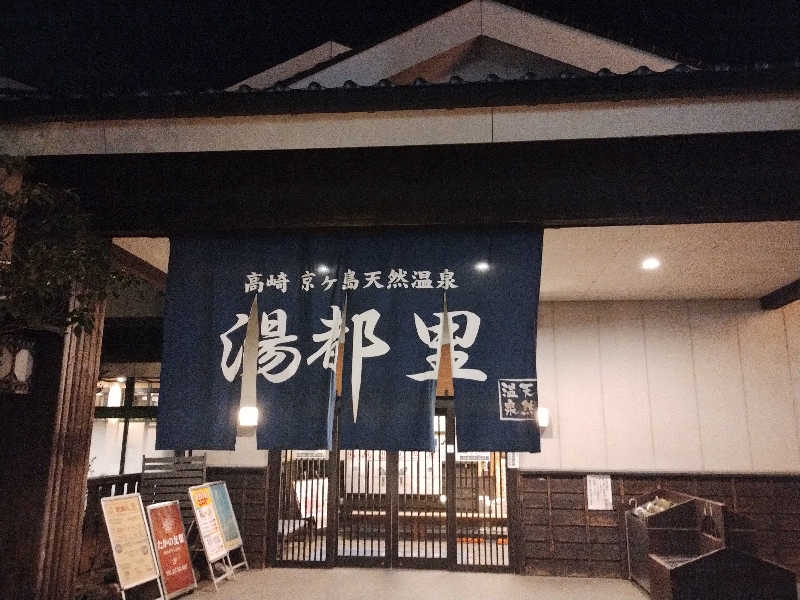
[141,471,205,481]
[553,303,606,470]
[597,301,654,470]
[689,300,752,471]
[738,308,800,471]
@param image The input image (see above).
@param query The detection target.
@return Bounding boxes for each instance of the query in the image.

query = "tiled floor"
[194,567,650,599]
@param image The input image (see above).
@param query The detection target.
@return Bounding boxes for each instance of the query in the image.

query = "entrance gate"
[267,405,512,571]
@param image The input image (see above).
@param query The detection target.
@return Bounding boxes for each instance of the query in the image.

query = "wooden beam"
[111,243,167,291]
[760,278,800,310]
[28,131,800,235]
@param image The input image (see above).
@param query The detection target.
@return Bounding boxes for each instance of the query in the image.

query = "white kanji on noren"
[266,272,290,293]
[387,268,409,289]
[219,313,250,382]
[363,271,384,288]
[257,309,301,383]
[497,378,537,421]
[244,272,264,293]
[407,311,486,382]
[350,309,390,422]
[300,270,315,292]
[436,269,458,289]
[500,382,518,398]
[411,270,433,288]
[320,275,338,291]
[342,269,360,290]
[307,305,348,370]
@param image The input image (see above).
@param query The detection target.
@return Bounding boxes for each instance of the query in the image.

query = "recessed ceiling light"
[641,257,661,270]
[316,264,329,274]
[474,261,490,272]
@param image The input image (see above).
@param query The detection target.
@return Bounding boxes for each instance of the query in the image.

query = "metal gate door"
[337,448,390,566]
[273,450,331,566]
[392,412,449,568]
[268,406,511,571]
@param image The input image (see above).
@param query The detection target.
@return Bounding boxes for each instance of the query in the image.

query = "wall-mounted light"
[641,256,661,270]
[238,406,259,427]
[536,407,550,429]
[474,261,490,272]
[316,264,330,274]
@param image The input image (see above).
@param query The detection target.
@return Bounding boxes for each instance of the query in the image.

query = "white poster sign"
[294,478,328,529]
[101,494,160,591]
[586,474,613,511]
[188,485,228,561]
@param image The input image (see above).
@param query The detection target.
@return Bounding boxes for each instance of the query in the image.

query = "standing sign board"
[101,494,163,600]
[208,481,242,551]
[146,501,197,599]
[208,481,249,571]
[188,484,233,590]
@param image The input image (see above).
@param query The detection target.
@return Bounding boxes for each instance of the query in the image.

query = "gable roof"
[0,76,36,92]
[282,0,678,89]
[226,41,350,91]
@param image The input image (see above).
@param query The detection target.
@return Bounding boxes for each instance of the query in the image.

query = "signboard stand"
[146,500,198,599]
[188,484,235,591]
[207,481,249,573]
[101,493,165,600]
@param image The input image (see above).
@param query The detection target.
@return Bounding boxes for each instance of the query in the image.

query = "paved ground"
[194,567,650,599]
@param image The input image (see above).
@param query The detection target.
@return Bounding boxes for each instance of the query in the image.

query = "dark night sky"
[2,1,798,93]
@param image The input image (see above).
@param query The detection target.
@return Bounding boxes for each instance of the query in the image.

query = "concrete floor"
[194,567,650,599]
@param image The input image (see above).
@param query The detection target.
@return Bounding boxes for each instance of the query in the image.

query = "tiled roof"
[1,60,798,124]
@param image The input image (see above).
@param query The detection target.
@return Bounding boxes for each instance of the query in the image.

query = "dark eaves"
[0,61,799,124]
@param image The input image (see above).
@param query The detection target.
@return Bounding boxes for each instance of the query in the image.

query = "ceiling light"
[641,257,661,270]
[474,261,490,272]
[116,376,127,382]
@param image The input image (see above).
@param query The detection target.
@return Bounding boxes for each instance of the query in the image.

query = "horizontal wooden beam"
[760,278,800,310]
[110,244,166,291]
[29,131,800,235]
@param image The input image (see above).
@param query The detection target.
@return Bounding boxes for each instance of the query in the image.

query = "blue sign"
[209,482,241,548]
[157,228,542,452]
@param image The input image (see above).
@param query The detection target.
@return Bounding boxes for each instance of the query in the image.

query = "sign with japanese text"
[101,494,159,591]
[208,481,243,551]
[158,227,542,452]
[188,485,228,562]
[146,501,196,598]
[587,474,613,510]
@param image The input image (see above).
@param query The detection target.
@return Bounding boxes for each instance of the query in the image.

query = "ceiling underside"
[114,221,799,301]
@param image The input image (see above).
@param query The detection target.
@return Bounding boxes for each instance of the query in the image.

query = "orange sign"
[189,486,227,561]
[147,501,196,597]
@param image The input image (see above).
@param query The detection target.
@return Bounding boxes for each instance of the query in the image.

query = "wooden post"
[35,299,107,599]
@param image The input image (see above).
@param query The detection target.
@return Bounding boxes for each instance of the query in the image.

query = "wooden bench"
[140,455,206,528]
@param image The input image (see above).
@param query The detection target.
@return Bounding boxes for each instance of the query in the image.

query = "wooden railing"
[79,473,142,575]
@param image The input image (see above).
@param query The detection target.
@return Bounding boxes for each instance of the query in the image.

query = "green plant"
[0,155,133,334]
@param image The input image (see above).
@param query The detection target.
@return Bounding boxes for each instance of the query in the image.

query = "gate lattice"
[268,405,512,571]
